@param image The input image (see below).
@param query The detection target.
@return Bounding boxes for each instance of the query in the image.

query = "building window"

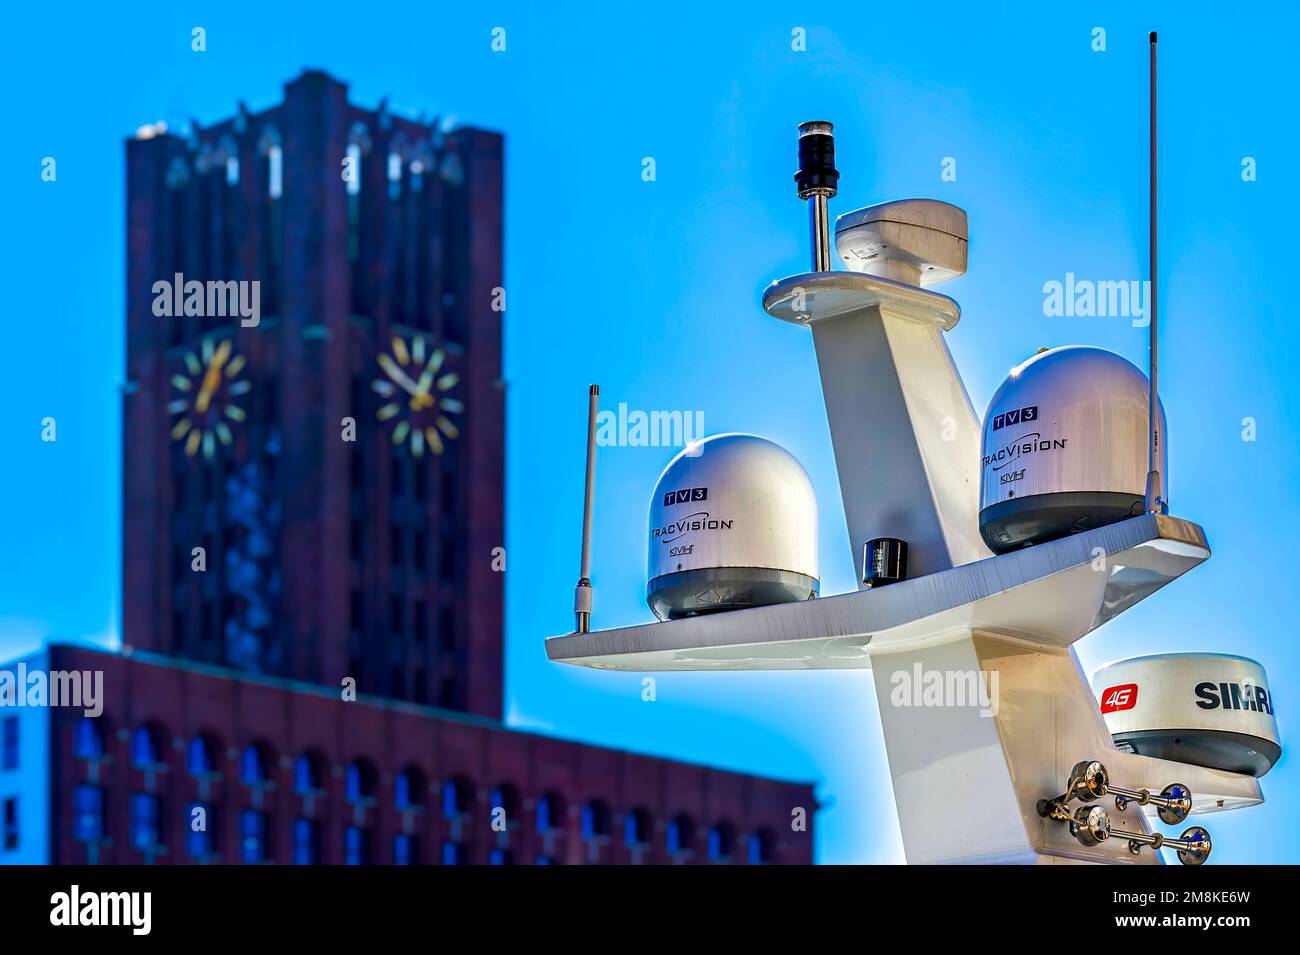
[440,535,457,584]
[345,142,362,198]
[580,800,610,840]
[74,718,105,760]
[347,125,371,310]
[188,735,217,776]
[395,767,426,810]
[130,725,163,769]
[165,155,190,189]
[349,590,364,631]
[414,457,428,503]
[130,793,161,851]
[294,753,323,795]
[345,825,372,865]
[261,378,279,421]
[267,144,283,200]
[413,532,427,572]
[414,599,428,642]
[350,519,364,561]
[240,809,268,863]
[200,601,214,645]
[747,829,773,865]
[441,840,466,865]
[73,785,104,843]
[2,798,17,850]
[387,151,403,200]
[1,717,17,770]
[346,760,377,803]
[391,525,405,567]
[171,608,185,651]
[293,818,320,864]
[439,677,458,710]
[623,808,651,848]
[535,793,563,834]
[489,784,518,831]
[186,801,215,859]
[441,777,471,818]
[489,847,512,865]
[438,606,456,652]
[708,822,735,862]
[240,743,270,786]
[667,815,695,855]
[350,448,364,490]
[441,465,458,517]
[394,833,418,865]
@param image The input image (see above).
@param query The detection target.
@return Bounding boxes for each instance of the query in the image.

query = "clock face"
[168,337,250,460]
[373,335,462,457]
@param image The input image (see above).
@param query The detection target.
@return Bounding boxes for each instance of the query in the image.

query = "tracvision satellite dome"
[646,434,818,621]
[979,346,1167,553]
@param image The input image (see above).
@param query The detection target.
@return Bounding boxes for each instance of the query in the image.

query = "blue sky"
[2,2,1297,863]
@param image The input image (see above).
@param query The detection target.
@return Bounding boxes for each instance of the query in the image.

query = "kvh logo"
[992,405,1038,431]
[663,487,707,507]
[1099,683,1138,714]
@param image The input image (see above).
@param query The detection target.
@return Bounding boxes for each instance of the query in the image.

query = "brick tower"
[123,71,504,718]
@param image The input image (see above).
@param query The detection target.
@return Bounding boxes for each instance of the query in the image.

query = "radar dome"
[1093,654,1281,777]
[978,346,1166,553]
[646,434,818,621]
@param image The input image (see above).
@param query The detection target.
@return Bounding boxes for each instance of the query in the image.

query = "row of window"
[178,124,462,201]
[163,137,280,341]
[75,786,770,864]
[349,591,456,649]
[75,720,773,862]
[163,114,474,343]
[347,517,460,569]
[181,126,451,198]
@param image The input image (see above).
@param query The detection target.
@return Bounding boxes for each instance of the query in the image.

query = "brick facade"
[47,646,813,865]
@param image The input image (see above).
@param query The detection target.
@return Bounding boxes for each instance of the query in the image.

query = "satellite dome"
[646,434,818,621]
[978,346,1166,553]
[1093,654,1281,777]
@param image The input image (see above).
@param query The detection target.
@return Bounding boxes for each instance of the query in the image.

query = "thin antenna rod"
[1144,31,1166,514]
[574,384,599,633]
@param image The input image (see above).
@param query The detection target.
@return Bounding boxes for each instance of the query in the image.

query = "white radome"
[979,345,1167,552]
[646,434,819,620]
[1092,653,1281,777]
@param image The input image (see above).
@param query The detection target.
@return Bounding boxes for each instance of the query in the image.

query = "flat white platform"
[546,513,1209,671]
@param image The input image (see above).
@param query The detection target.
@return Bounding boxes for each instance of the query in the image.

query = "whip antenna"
[1144,31,1167,514]
[574,385,599,633]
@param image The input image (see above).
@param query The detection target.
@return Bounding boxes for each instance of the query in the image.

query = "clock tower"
[123,71,505,719]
